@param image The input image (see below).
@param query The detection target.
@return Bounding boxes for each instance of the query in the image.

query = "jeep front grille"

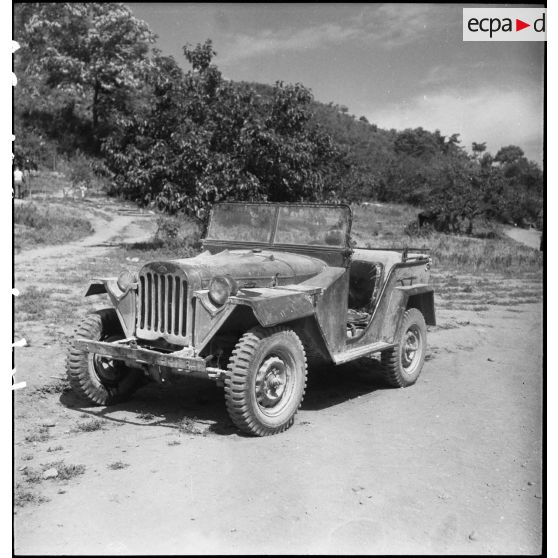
[138,271,188,337]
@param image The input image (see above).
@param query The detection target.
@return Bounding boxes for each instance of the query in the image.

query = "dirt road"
[16,199,157,264]
[504,226,542,250]
[14,204,542,555]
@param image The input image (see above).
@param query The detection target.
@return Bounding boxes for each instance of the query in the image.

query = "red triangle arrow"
[516,19,530,31]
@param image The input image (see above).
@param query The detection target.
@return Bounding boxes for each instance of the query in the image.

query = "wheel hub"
[92,354,124,385]
[402,327,420,370]
[256,356,287,408]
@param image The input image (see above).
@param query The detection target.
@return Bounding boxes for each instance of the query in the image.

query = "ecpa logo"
[463,8,546,41]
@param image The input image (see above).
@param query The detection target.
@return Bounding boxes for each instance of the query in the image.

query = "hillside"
[14,3,543,234]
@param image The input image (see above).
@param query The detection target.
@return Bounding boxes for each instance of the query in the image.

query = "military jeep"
[67,202,435,436]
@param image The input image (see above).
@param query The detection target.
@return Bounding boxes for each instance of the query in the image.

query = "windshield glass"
[274,206,350,247]
[206,204,276,243]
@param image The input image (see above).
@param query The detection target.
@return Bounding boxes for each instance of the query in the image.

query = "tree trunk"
[92,80,100,131]
[92,80,101,151]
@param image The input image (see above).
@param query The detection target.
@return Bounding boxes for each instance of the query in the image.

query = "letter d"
[534,13,545,32]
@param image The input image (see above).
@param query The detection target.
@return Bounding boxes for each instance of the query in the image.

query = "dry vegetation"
[14,198,542,338]
[14,202,94,252]
[351,202,542,312]
[351,203,542,274]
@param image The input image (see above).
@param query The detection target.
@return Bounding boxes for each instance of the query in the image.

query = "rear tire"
[381,308,427,388]
[66,309,143,405]
[224,327,307,436]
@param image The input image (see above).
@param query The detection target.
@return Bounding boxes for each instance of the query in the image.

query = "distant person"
[13,167,23,198]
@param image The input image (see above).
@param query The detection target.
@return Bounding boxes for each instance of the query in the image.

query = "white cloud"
[357,3,438,48]
[368,86,544,162]
[219,4,438,65]
[219,23,361,64]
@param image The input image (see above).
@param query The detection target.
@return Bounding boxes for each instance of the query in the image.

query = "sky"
[126,3,545,163]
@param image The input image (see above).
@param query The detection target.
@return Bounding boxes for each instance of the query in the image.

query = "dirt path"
[13,203,542,555]
[503,226,542,250]
[16,203,157,264]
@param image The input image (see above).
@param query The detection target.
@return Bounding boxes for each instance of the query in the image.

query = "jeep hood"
[142,249,328,288]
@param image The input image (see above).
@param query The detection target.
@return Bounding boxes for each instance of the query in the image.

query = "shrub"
[154,214,201,250]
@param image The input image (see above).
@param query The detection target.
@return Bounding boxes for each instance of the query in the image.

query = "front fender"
[84,279,136,337]
[230,285,320,327]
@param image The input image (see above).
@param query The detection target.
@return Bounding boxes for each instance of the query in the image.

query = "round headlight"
[208,276,238,306]
[117,270,136,292]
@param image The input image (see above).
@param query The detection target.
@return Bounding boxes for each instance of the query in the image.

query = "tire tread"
[224,327,307,436]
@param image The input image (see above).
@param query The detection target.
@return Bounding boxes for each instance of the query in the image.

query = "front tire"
[381,308,427,387]
[224,327,307,436]
[66,309,143,405]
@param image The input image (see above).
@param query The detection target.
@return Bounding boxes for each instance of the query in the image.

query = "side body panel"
[206,267,349,358]
[230,287,318,326]
[299,267,349,355]
[347,259,432,347]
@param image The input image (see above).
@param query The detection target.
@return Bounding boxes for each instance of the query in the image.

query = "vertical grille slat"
[146,273,153,328]
[160,275,165,332]
[138,270,188,339]
[160,275,163,332]
[178,280,184,337]
[181,281,188,337]
[139,276,145,329]
[153,274,159,330]
[167,276,173,333]
[174,276,180,335]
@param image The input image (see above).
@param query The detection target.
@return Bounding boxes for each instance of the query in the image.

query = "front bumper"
[75,338,209,374]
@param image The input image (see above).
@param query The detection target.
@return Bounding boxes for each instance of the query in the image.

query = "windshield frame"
[204,202,353,250]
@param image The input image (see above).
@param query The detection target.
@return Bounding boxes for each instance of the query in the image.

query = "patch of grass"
[15,201,93,252]
[71,419,106,432]
[21,460,86,484]
[46,445,64,453]
[107,461,129,470]
[137,412,155,421]
[436,322,459,330]
[428,234,542,274]
[351,202,543,275]
[47,460,86,480]
[15,286,51,318]
[21,454,34,461]
[14,486,49,507]
[167,440,181,446]
[24,426,50,443]
[21,467,43,484]
[32,379,69,396]
[177,417,208,436]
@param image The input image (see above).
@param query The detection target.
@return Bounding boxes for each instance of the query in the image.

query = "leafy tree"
[15,3,155,146]
[13,3,543,232]
[103,42,344,224]
[472,142,487,158]
[494,145,524,165]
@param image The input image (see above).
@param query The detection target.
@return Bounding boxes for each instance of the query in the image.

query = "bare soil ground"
[503,226,542,250]
[14,199,542,555]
